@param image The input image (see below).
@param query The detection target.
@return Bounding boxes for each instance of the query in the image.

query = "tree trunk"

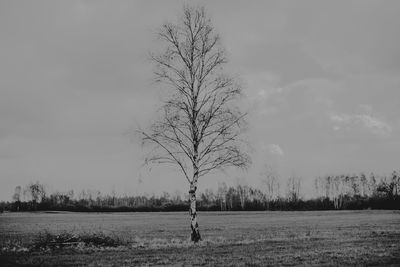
[189,182,201,242]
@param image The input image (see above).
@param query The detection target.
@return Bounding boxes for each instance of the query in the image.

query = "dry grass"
[1,210,399,266]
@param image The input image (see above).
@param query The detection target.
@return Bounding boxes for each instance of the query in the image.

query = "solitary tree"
[141,5,250,242]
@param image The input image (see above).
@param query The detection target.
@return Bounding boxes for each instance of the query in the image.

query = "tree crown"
[142,5,250,184]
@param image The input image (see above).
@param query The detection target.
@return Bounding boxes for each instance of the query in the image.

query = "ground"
[1,210,399,266]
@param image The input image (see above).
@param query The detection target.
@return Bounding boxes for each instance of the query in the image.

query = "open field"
[1,210,400,266]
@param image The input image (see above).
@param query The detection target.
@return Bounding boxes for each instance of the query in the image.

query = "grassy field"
[1,210,399,266]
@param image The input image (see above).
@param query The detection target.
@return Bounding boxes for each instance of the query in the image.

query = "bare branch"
[141,5,250,185]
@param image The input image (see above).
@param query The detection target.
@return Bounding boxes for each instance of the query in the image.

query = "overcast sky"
[1,0,399,200]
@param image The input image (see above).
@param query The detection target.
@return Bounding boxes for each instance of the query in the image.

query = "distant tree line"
[1,171,399,212]
[314,171,399,210]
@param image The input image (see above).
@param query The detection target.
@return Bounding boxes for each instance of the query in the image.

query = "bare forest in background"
[2,170,399,212]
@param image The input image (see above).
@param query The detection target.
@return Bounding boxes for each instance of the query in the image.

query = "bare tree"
[237,184,249,210]
[12,185,22,202]
[24,181,46,210]
[140,5,250,242]
[286,176,302,202]
[260,164,280,203]
[217,182,228,211]
[12,186,22,211]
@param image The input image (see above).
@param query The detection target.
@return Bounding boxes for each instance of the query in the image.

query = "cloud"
[330,112,392,137]
[257,87,283,99]
[267,144,284,156]
[358,104,373,115]
[243,71,285,117]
